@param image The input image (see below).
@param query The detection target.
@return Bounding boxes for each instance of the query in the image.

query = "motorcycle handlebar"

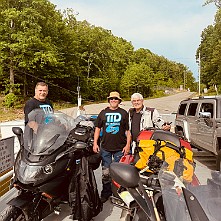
[140,175,161,190]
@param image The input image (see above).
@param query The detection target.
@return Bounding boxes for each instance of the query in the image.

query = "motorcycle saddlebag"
[136,141,194,182]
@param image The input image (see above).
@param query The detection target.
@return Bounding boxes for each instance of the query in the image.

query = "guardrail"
[0,169,13,197]
[0,170,13,183]
[0,120,24,199]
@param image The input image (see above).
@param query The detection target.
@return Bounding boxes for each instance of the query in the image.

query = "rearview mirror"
[12,127,23,135]
[12,127,24,146]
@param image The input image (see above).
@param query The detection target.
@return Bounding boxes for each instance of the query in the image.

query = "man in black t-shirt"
[93,91,131,203]
[24,82,53,125]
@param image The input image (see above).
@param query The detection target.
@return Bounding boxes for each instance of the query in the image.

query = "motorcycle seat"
[151,130,180,147]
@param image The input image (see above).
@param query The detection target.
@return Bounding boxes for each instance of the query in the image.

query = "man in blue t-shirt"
[24,82,53,125]
[93,91,131,203]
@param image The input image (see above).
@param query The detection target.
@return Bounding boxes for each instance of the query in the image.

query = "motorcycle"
[110,129,202,221]
[111,128,199,197]
[111,152,221,221]
[0,109,102,221]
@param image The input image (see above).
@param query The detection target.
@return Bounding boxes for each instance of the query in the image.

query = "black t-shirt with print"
[95,107,129,151]
[24,98,53,125]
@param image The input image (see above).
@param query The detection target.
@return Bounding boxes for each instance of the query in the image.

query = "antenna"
[198,51,201,96]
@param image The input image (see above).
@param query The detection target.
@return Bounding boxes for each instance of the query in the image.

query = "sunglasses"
[109,97,119,101]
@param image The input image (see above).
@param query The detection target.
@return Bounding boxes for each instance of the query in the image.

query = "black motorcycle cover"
[69,156,102,221]
[88,152,102,170]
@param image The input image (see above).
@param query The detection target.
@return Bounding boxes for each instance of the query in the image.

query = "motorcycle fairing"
[14,147,72,185]
[24,109,77,155]
[187,181,221,221]
[182,188,209,221]
[159,156,221,221]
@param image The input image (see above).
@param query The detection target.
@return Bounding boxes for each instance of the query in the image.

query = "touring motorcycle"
[110,129,204,221]
[0,109,101,221]
[111,151,221,221]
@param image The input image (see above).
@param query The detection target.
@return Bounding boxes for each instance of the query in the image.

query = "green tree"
[74,22,134,100]
[198,9,221,89]
[0,0,196,103]
[120,63,154,97]
[0,0,75,98]
[132,49,194,92]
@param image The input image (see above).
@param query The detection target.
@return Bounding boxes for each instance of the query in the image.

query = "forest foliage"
[0,0,197,106]
[197,0,221,93]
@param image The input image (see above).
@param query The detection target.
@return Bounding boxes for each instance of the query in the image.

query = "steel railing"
[0,170,13,197]
[0,120,24,198]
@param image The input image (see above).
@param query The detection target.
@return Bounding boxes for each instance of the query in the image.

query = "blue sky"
[50,0,217,80]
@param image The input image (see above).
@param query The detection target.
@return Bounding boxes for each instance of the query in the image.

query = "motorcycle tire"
[0,206,25,221]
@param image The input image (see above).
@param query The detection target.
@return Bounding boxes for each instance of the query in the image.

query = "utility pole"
[77,77,81,117]
[184,71,186,90]
[198,51,201,96]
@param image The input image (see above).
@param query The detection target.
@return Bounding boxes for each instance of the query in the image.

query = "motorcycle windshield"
[158,155,221,221]
[24,109,78,155]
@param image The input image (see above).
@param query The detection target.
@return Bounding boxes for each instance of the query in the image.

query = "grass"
[0,108,24,122]
[0,96,24,122]
[0,96,76,123]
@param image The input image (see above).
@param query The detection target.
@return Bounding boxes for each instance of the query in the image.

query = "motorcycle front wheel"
[0,206,25,221]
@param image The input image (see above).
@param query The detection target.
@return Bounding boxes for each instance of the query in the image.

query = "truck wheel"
[216,150,221,171]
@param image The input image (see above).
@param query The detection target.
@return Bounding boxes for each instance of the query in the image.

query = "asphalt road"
[61,91,194,116]
[0,91,214,221]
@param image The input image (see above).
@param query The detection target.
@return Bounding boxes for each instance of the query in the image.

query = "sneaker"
[100,196,109,203]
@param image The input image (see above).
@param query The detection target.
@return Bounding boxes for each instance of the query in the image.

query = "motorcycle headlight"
[43,164,54,174]
[15,159,42,184]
